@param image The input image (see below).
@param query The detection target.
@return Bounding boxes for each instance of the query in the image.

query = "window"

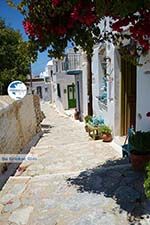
[56,62,58,72]
[45,87,48,93]
[57,83,61,98]
[45,77,50,83]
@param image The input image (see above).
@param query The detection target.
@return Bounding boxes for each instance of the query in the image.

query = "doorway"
[121,58,136,135]
[67,84,76,109]
[36,86,42,98]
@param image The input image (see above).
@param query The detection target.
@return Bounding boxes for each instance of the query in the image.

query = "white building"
[49,49,84,115]
[91,41,150,136]
[46,36,150,137]
[26,63,51,101]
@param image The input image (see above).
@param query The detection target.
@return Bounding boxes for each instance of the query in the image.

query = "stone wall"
[0,95,43,173]
[33,95,45,133]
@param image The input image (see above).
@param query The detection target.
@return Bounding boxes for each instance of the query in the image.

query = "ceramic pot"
[74,111,80,120]
[102,133,112,142]
[85,125,89,132]
[130,152,150,171]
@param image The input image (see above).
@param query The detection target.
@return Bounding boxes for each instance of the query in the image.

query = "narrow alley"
[0,103,149,225]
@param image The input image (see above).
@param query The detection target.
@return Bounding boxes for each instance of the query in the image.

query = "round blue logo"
[7,81,27,100]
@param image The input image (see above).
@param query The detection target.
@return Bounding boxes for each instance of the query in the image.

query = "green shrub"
[84,115,92,123]
[129,131,150,154]
[98,124,112,135]
[144,163,150,199]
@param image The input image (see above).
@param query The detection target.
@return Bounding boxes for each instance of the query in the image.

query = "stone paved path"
[0,103,150,225]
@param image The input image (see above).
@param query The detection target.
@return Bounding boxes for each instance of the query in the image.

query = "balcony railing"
[64,54,81,71]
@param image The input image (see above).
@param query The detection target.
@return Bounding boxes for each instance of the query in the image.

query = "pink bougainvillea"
[52,0,61,7]
[23,0,98,38]
[112,9,150,51]
[23,20,35,37]
[21,0,150,55]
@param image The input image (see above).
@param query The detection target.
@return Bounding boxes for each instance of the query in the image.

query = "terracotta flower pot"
[74,111,80,120]
[102,133,112,142]
[85,125,89,132]
[130,152,150,171]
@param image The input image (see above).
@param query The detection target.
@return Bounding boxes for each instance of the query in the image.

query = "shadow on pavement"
[67,158,150,221]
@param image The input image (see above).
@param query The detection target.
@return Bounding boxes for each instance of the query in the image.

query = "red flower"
[67,19,74,29]
[53,26,67,36]
[71,9,79,21]
[52,0,61,7]
[79,14,97,26]
[23,20,35,37]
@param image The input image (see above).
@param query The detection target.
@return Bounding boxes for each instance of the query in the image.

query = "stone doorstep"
[1,164,131,195]
[15,164,131,180]
[113,136,126,146]
[31,141,93,150]
[109,140,122,157]
[108,135,127,157]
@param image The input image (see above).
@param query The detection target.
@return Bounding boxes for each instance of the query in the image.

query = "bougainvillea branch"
[111,8,150,52]
[9,0,100,58]
[7,0,150,58]
[6,0,150,116]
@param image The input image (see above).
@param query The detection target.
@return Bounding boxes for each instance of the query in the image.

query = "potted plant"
[84,115,92,123]
[129,131,150,171]
[98,124,112,142]
[84,115,92,132]
[74,108,80,120]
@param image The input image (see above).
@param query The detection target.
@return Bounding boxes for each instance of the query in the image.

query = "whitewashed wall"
[91,43,118,134]
[92,45,101,116]
[54,72,76,113]
[136,53,150,131]
[81,52,88,116]
[113,48,121,135]
[31,81,51,102]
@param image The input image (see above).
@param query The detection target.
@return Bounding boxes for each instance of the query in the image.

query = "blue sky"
[0,0,50,75]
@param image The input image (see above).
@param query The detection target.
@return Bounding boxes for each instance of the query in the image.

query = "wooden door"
[121,59,136,135]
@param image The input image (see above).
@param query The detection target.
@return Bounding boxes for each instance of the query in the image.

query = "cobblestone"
[8,206,34,225]
[0,103,150,225]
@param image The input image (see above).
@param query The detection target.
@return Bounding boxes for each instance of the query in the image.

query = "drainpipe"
[87,54,93,116]
[29,63,33,94]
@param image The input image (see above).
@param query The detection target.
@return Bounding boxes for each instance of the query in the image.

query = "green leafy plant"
[84,115,92,124]
[98,124,112,135]
[129,131,150,154]
[144,163,150,199]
